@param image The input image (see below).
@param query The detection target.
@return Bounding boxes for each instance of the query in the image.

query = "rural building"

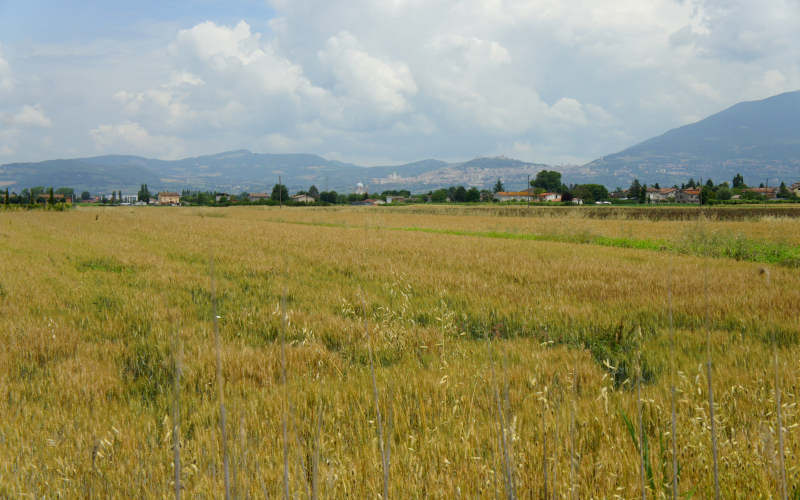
[791,182,800,197]
[158,192,181,205]
[745,187,778,199]
[215,193,230,202]
[539,192,561,202]
[351,198,385,206]
[36,193,67,203]
[120,194,138,204]
[646,187,677,202]
[385,196,406,204]
[494,190,535,202]
[248,193,269,202]
[676,188,700,203]
[292,194,315,203]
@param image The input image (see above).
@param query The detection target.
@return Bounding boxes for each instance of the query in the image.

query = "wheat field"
[0,205,798,498]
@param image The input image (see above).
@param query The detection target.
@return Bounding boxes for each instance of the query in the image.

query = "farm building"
[158,192,181,205]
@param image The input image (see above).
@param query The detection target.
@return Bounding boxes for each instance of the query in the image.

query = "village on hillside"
[3,173,800,208]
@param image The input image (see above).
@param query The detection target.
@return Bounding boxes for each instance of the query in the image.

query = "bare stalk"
[637,326,646,500]
[211,257,231,500]
[668,277,678,500]
[486,332,515,500]
[763,268,787,499]
[172,324,182,500]
[311,397,322,500]
[704,265,720,500]
[280,289,291,500]
[542,391,549,499]
[362,296,389,499]
[553,385,560,500]
[569,368,577,500]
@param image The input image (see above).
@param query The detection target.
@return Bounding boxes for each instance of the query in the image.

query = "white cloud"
[319,31,418,115]
[0,48,12,93]
[89,122,182,158]
[5,104,52,128]
[1,0,799,165]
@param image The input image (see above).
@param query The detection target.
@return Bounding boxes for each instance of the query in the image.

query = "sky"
[0,0,798,166]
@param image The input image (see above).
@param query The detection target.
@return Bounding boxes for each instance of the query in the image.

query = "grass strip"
[265,219,800,267]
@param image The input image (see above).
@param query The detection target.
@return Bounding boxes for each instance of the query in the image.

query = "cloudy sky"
[0,0,798,166]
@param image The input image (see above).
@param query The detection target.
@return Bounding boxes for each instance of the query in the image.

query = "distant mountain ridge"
[0,151,550,194]
[582,90,800,187]
[2,91,799,193]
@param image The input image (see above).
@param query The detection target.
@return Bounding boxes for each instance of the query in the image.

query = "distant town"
[3,170,799,208]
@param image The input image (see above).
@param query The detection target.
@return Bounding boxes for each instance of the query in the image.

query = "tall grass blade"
[704,264,720,500]
[211,256,231,500]
[280,288,291,500]
[486,331,515,500]
[362,295,389,499]
[763,268,788,500]
[668,276,679,500]
[637,326,646,500]
[172,324,182,500]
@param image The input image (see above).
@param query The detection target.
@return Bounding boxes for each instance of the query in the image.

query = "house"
[744,187,778,199]
[158,192,181,205]
[351,198,385,206]
[676,188,700,204]
[248,193,269,202]
[36,193,67,203]
[292,194,315,203]
[494,190,535,202]
[791,182,800,197]
[646,187,677,202]
[215,193,230,202]
[120,194,138,204]
[385,196,406,204]
[538,192,561,202]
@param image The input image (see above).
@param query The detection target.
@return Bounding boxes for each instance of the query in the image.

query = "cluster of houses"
[493,183,800,205]
[644,185,797,203]
[494,190,566,203]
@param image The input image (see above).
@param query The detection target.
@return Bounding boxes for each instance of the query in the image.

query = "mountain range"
[1,90,798,194]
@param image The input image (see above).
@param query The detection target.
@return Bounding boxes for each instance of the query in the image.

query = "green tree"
[716,186,732,200]
[628,179,642,200]
[532,170,562,192]
[138,184,151,203]
[271,184,289,202]
[3,188,8,207]
[778,182,791,198]
[430,189,448,202]
[465,187,480,202]
[48,187,55,205]
[732,173,745,188]
[308,185,320,201]
[573,184,609,204]
[700,185,715,205]
[111,191,117,204]
[638,183,647,204]
[81,191,91,201]
[320,190,338,203]
[493,178,504,193]
[31,186,44,202]
[56,187,74,199]
[453,186,468,202]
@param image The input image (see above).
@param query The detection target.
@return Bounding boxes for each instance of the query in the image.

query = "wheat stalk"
[668,275,678,500]
[704,263,720,500]
[211,256,231,500]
